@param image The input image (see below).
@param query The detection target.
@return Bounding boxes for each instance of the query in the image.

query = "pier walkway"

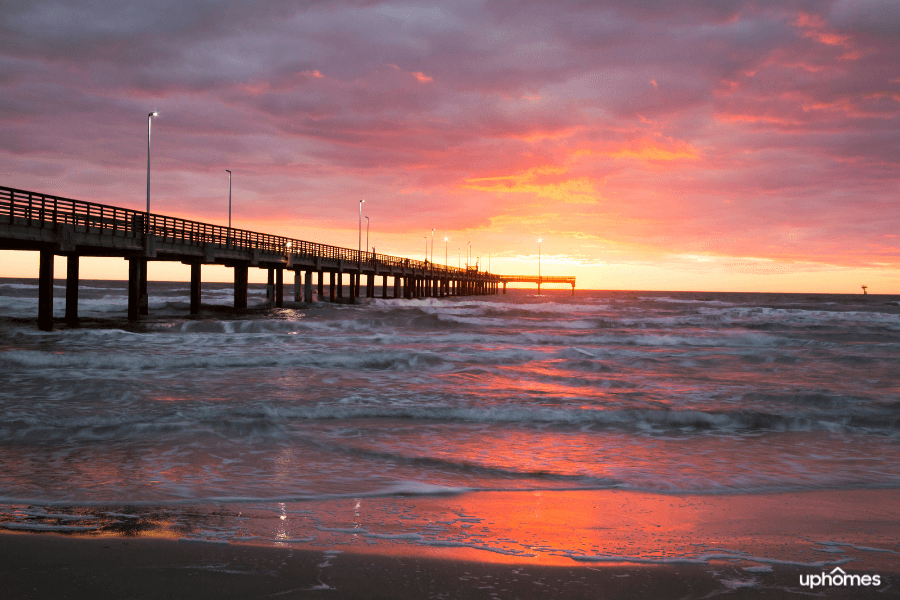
[0,185,522,330]
[498,275,576,294]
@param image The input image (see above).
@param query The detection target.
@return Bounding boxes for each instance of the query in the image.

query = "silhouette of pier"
[498,275,576,295]
[0,185,554,330]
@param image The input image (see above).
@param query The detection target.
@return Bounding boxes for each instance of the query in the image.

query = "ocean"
[1,279,899,566]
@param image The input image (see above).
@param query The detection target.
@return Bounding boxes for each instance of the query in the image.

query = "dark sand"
[3,489,900,598]
[1,532,897,599]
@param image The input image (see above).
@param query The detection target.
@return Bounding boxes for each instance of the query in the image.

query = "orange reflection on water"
[342,489,900,569]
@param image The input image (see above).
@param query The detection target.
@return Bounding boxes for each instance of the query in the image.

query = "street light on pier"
[146,111,158,232]
[424,236,428,264]
[358,199,365,259]
[365,216,370,260]
[225,169,232,245]
[431,228,435,265]
[467,241,471,268]
[444,237,449,267]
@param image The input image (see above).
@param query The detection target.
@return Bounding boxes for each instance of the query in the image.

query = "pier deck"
[498,275,576,294]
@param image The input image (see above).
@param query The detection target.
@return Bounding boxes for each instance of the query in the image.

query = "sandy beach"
[1,530,896,599]
[2,488,899,599]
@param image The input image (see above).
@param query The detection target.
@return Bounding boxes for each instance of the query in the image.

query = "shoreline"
[2,488,899,598]
[1,531,897,599]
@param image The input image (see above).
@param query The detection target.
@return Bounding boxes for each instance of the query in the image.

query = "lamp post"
[358,199,365,259]
[365,216,370,260]
[424,237,428,263]
[146,111,158,232]
[431,228,435,265]
[467,242,471,268]
[444,237,449,267]
[225,169,232,245]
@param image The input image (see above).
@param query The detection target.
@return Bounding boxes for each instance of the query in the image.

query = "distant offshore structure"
[862,285,868,295]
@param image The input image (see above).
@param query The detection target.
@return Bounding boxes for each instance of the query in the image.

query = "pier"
[498,275,576,295]
[0,185,515,330]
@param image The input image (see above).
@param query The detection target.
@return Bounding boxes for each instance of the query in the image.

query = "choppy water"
[1,279,899,563]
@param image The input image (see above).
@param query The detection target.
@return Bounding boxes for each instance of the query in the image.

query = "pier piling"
[127,258,140,322]
[38,248,54,331]
[139,259,148,315]
[275,267,283,307]
[190,263,201,315]
[65,254,79,327]
[234,263,248,309]
[304,269,313,303]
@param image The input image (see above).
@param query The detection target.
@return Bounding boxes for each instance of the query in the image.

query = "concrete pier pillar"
[190,263,201,315]
[275,267,284,308]
[394,275,400,298]
[128,258,140,322]
[318,270,324,299]
[329,271,336,302]
[266,268,275,303]
[139,259,149,315]
[65,254,79,327]
[294,271,302,302]
[234,263,249,309]
[382,274,388,299]
[336,270,343,299]
[348,271,356,303]
[304,269,313,302]
[38,248,54,331]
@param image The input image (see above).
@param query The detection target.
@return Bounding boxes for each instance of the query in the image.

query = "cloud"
[0,0,897,284]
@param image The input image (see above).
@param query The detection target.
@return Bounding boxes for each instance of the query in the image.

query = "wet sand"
[1,532,897,599]
[2,488,900,599]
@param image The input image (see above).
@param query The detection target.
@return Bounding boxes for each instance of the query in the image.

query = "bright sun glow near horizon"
[1,1,898,294]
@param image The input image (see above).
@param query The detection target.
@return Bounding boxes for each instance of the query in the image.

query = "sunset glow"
[1,1,897,292]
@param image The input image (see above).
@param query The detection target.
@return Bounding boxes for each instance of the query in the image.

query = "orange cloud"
[605,140,700,162]
[465,165,600,205]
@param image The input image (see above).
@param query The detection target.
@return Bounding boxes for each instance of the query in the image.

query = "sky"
[1,0,898,292]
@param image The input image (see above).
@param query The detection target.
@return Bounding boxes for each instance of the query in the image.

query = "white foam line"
[565,552,854,568]
[363,532,424,540]
[315,526,370,534]
[417,539,536,557]
[815,541,900,554]
[20,511,97,520]
[1,522,99,532]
